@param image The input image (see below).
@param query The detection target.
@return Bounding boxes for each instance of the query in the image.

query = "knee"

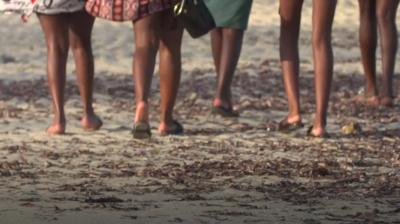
[359,1,374,19]
[280,14,301,44]
[70,36,91,53]
[376,9,394,27]
[280,16,299,34]
[312,31,331,50]
[46,35,69,57]
[159,35,182,57]
[280,5,302,26]
[159,43,181,62]
[136,37,159,56]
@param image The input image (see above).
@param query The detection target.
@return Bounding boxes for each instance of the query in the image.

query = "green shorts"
[204,0,253,30]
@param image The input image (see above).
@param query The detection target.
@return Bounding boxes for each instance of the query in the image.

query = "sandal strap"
[160,120,184,136]
[132,122,151,139]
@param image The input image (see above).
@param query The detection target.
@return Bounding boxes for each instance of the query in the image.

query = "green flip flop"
[132,122,151,139]
[278,118,304,133]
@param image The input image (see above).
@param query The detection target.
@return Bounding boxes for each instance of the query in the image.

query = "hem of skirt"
[132,7,172,23]
[34,8,84,15]
[215,23,248,30]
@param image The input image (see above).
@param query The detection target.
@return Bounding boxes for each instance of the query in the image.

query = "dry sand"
[0,0,400,223]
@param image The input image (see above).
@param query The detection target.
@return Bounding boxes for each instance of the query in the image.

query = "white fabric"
[34,0,85,14]
[0,0,85,16]
[0,0,36,17]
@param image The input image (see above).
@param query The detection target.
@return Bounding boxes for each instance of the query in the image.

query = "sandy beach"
[0,0,400,223]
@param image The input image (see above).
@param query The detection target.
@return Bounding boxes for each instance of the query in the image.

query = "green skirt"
[204,0,253,30]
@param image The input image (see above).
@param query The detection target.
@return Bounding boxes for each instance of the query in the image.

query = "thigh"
[159,10,183,51]
[37,14,69,45]
[133,13,161,48]
[68,11,95,45]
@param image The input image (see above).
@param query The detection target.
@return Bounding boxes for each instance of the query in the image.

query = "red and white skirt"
[85,0,178,22]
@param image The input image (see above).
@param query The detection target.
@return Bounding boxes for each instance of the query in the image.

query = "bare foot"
[81,114,103,131]
[365,96,380,106]
[353,95,380,107]
[46,122,66,135]
[380,96,394,107]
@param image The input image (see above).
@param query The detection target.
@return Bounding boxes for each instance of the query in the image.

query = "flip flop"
[306,126,330,139]
[132,122,151,139]
[211,105,239,118]
[82,117,103,132]
[159,120,184,136]
[278,118,304,133]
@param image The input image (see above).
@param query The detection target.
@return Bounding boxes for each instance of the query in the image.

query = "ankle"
[312,121,326,132]
[52,114,66,124]
[83,107,95,116]
[365,85,378,97]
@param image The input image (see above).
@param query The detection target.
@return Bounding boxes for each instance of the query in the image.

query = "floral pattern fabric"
[0,0,85,16]
[86,0,178,22]
[34,0,85,14]
[0,0,36,16]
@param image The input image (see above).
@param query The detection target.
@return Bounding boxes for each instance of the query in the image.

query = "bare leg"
[212,28,244,110]
[311,0,337,137]
[69,11,102,130]
[38,14,69,135]
[210,28,223,75]
[376,0,399,106]
[358,0,379,105]
[158,11,184,133]
[132,14,160,124]
[279,0,304,124]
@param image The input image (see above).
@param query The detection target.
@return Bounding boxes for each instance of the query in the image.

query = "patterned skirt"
[86,0,178,22]
[0,0,35,15]
[34,0,85,14]
[0,0,84,16]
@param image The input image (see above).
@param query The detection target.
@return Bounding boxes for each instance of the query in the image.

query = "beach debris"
[84,197,124,204]
[341,122,362,135]
[0,54,16,63]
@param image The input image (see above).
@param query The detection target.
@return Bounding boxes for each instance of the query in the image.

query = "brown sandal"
[211,105,239,118]
[379,96,395,107]
[132,122,151,139]
[278,118,304,133]
[306,126,330,139]
[159,120,184,136]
